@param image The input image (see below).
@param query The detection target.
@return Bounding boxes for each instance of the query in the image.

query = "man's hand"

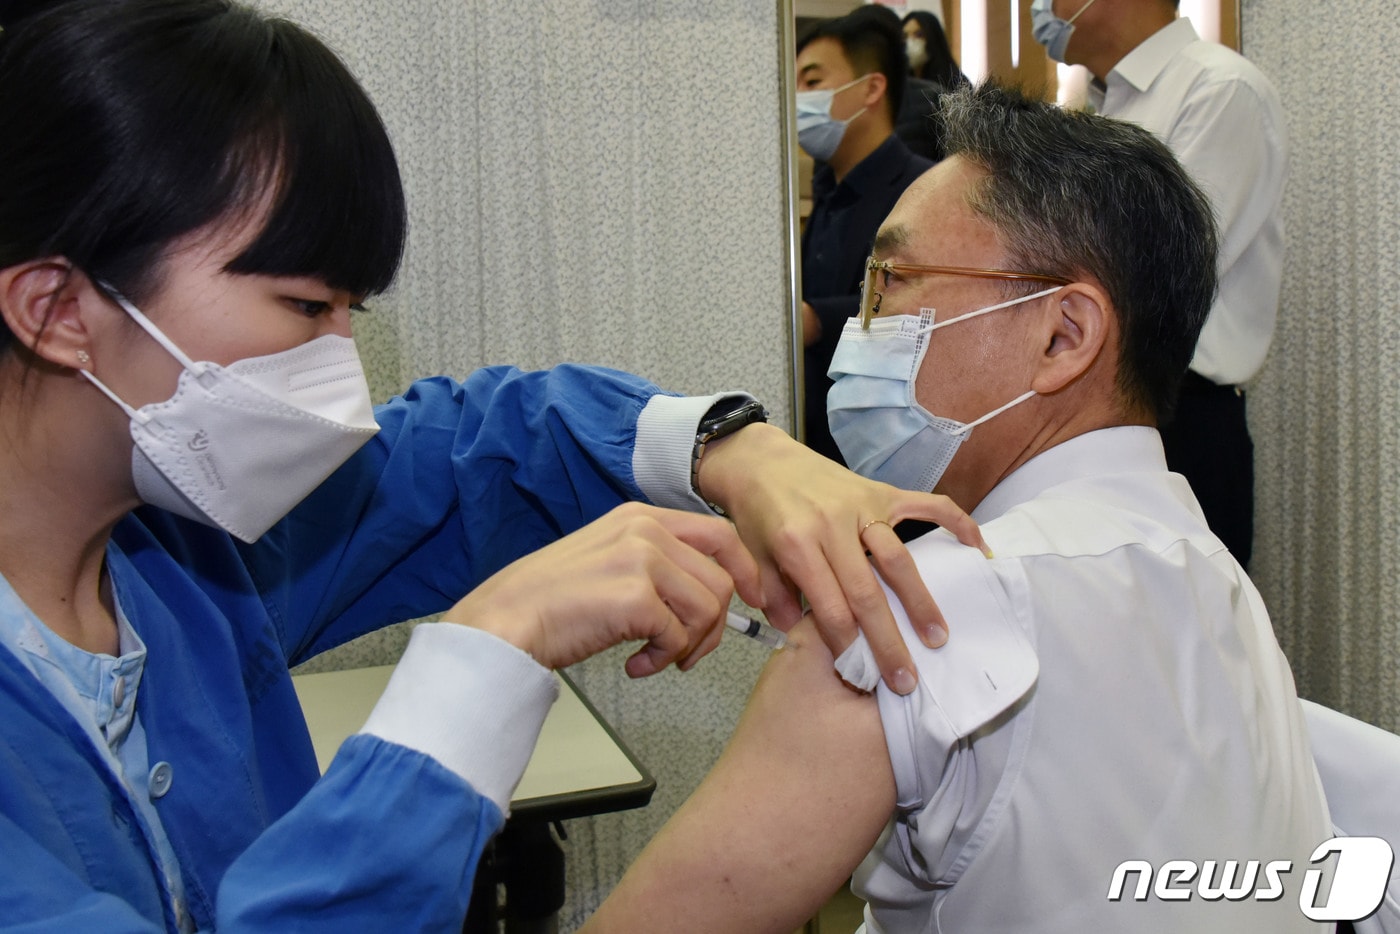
[697,423,988,695]
[442,503,763,677]
[801,300,822,347]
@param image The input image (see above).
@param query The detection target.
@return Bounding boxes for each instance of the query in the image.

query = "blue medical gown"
[0,366,665,932]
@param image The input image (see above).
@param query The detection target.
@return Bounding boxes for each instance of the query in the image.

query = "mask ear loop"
[82,279,208,425]
[837,74,874,126]
[838,74,873,93]
[951,389,1039,436]
[915,284,1065,335]
[79,367,148,424]
[93,280,203,373]
[819,74,875,126]
[1066,0,1098,25]
[912,284,1063,434]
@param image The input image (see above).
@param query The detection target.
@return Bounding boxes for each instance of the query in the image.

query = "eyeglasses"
[859,259,1073,329]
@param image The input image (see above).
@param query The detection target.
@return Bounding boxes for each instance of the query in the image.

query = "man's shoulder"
[901,76,947,114]
[1178,34,1268,73]
[1111,30,1281,114]
[979,475,1222,568]
[861,134,934,187]
[1165,37,1283,105]
[903,148,936,178]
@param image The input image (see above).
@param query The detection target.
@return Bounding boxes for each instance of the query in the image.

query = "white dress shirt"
[851,427,1330,933]
[1090,18,1288,386]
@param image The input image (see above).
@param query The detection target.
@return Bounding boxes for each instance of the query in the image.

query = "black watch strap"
[691,399,768,504]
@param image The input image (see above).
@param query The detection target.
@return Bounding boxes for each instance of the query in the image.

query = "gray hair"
[940,82,1218,423]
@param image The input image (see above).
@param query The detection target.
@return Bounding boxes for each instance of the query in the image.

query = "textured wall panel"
[1245,0,1400,732]
[256,0,792,926]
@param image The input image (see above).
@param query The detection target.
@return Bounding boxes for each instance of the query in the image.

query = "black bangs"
[221,17,407,297]
[0,0,405,311]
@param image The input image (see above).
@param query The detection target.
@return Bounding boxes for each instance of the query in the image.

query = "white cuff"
[633,391,755,512]
[359,623,559,815]
[834,635,882,693]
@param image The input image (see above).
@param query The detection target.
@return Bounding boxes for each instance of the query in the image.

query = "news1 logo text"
[1108,837,1394,922]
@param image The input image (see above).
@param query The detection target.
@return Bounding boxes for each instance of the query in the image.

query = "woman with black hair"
[0,0,985,929]
[902,10,968,90]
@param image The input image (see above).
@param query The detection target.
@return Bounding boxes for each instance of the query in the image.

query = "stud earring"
[76,350,90,366]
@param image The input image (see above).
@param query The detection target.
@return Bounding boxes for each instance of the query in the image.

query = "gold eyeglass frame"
[860,259,1073,329]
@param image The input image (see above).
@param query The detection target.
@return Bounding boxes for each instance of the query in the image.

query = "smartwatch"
[690,398,769,506]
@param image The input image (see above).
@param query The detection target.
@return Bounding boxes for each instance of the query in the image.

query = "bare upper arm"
[582,618,895,934]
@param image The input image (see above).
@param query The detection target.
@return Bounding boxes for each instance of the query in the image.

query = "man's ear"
[0,259,94,370]
[1030,283,1111,395]
[861,71,888,111]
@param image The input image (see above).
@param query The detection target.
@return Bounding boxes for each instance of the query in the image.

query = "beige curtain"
[1246,0,1400,733]
[259,0,794,926]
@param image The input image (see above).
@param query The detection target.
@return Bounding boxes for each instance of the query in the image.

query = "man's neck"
[1080,10,1177,83]
[829,120,893,184]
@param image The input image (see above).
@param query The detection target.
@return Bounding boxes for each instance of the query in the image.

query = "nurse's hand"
[440,503,763,678]
[695,423,989,695]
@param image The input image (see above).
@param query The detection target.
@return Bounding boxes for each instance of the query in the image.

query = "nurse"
[0,0,983,929]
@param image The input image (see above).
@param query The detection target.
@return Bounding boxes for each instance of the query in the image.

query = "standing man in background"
[797,9,933,464]
[1032,0,1287,568]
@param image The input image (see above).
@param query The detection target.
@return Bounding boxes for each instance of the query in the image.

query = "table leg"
[464,820,568,933]
[499,821,565,933]
[463,838,500,934]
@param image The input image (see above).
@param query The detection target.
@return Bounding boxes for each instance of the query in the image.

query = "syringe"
[725,611,787,650]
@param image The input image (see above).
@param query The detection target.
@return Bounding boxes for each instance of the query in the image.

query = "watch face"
[693,401,767,498]
[704,398,751,424]
[703,401,767,438]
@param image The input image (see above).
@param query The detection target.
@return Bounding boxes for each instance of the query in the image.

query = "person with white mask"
[1030,0,1287,572]
[795,8,935,468]
[901,9,965,90]
[0,1,990,929]
[585,83,1330,934]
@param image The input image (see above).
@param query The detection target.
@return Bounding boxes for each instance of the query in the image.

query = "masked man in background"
[1032,0,1287,569]
[796,8,933,465]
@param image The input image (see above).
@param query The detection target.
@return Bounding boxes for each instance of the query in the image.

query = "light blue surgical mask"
[795,74,871,162]
[826,287,1061,492]
[1031,0,1097,64]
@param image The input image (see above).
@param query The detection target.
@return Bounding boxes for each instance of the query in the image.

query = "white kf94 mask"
[82,283,381,542]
